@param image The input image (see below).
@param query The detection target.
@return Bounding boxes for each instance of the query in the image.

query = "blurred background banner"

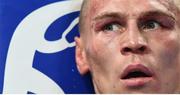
[0,0,94,94]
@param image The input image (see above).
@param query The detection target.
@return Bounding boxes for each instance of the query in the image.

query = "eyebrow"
[93,12,126,21]
[93,10,176,21]
[139,10,176,20]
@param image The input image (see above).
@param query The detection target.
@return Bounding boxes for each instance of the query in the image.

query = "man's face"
[76,0,180,93]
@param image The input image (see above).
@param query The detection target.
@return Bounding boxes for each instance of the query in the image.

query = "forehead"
[87,0,176,19]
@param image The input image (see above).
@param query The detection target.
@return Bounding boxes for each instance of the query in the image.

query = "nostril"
[124,47,132,52]
[121,46,148,55]
[139,46,146,52]
[121,47,132,55]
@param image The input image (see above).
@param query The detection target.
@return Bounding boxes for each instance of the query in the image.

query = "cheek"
[84,35,118,73]
[85,33,117,60]
[160,42,179,65]
[149,32,180,92]
[86,41,110,67]
[162,35,179,65]
[151,32,180,66]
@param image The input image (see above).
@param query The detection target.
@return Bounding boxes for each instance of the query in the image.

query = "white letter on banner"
[3,0,82,94]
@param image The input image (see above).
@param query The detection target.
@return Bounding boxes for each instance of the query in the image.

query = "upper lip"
[121,64,153,79]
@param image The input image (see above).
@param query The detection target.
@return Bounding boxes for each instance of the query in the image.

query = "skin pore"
[75,0,180,93]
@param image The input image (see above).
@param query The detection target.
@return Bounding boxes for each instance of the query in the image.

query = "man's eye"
[141,20,160,31]
[103,23,121,32]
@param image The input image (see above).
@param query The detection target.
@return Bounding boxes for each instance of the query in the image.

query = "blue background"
[0,0,94,94]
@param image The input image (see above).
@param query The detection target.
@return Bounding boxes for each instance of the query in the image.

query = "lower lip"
[121,77,153,87]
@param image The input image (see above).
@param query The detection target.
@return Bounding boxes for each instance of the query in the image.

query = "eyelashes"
[94,18,175,33]
[139,20,162,32]
[102,22,123,32]
[94,19,125,33]
[139,17,175,32]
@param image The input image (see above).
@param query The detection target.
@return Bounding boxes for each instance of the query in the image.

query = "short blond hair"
[79,0,180,34]
[174,0,180,10]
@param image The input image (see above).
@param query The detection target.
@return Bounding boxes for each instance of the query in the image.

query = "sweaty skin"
[75,0,180,93]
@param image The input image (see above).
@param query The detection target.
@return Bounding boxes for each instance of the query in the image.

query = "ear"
[75,37,89,75]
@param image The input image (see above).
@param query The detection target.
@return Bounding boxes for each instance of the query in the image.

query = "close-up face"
[75,0,180,93]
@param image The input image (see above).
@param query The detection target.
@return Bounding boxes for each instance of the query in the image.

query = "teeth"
[123,71,149,79]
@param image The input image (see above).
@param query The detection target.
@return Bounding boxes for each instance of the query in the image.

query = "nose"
[121,42,148,55]
[120,21,149,55]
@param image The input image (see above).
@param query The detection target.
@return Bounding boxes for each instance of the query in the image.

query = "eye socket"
[141,20,160,31]
[103,23,122,32]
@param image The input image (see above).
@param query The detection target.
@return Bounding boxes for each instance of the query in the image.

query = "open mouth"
[121,70,152,79]
[121,64,153,79]
[121,64,154,87]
